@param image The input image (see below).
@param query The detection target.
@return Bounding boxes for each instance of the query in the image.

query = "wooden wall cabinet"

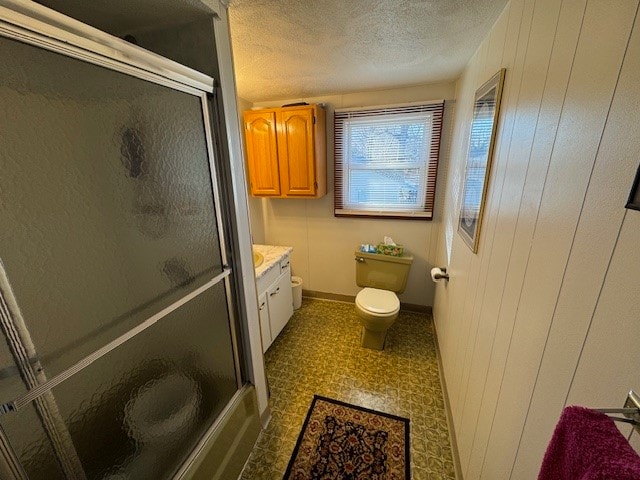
[243,104,326,198]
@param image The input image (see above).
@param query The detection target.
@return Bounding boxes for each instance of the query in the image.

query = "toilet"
[354,251,414,350]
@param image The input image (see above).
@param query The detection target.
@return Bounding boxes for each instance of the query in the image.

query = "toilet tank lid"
[354,251,413,264]
[356,288,400,313]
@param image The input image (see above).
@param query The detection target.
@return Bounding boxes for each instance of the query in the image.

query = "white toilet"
[354,251,413,350]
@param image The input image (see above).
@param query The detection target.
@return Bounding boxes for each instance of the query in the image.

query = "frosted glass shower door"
[0,19,240,480]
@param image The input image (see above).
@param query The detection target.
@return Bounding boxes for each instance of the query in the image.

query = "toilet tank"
[355,251,414,293]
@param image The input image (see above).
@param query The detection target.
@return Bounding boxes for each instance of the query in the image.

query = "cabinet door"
[244,110,281,196]
[267,272,294,341]
[277,107,316,196]
[258,293,271,353]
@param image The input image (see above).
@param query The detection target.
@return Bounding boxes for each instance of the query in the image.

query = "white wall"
[433,0,640,478]
[246,82,456,306]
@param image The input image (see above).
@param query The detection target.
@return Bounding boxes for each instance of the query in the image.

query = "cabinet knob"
[270,287,280,297]
[259,302,266,310]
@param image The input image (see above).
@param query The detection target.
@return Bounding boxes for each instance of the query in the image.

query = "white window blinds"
[334,101,444,219]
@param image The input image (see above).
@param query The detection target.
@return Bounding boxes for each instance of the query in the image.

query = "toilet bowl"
[355,287,400,350]
[354,250,413,350]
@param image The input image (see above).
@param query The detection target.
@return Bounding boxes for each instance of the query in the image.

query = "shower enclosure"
[0,2,251,478]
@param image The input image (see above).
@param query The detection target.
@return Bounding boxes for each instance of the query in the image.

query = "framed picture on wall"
[458,68,506,253]
[626,163,640,211]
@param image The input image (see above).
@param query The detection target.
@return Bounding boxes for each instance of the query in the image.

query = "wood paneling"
[513,7,640,474]
[433,0,640,477]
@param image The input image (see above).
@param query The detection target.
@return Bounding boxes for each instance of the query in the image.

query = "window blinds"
[334,101,444,220]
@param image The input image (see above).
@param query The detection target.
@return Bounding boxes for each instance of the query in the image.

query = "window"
[334,101,444,219]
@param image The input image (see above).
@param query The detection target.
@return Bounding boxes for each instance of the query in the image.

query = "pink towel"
[538,406,640,480]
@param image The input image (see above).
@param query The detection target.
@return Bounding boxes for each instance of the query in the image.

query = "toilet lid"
[356,288,400,314]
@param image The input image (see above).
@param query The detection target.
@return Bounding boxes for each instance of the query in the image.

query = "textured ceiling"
[228,0,507,102]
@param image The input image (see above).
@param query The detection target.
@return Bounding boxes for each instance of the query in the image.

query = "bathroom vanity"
[253,245,294,352]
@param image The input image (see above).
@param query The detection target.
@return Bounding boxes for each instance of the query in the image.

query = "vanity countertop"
[253,244,292,279]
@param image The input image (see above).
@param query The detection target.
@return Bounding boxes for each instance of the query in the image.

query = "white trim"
[212,4,269,420]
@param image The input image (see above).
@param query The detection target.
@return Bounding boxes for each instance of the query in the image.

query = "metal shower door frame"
[0,1,244,478]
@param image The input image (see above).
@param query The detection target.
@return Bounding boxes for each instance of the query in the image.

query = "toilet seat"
[355,288,400,315]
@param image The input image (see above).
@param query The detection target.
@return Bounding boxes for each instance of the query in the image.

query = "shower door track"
[0,1,247,478]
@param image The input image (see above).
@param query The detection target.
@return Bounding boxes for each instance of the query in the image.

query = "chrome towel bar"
[594,390,640,432]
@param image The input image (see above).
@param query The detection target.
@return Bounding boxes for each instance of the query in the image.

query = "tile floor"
[240,298,456,479]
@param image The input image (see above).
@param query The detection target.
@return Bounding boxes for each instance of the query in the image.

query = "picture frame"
[458,68,506,253]
[626,163,640,211]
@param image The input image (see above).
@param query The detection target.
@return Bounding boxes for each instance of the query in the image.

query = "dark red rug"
[283,395,410,479]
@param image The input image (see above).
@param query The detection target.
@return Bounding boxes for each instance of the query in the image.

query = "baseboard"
[431,319,463,479]
[302,289,355,303]
[301,289,432,314]
[401,302,432,314]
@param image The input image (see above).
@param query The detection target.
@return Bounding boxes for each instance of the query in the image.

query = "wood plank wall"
[433,0,640,477]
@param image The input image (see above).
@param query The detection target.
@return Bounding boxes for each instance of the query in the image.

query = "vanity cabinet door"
[267,272,294,341]
[258,293,271,353]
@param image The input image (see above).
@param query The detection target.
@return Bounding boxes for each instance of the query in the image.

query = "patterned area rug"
[284,395,410,479]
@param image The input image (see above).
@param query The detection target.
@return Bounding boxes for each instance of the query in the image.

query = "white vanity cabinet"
[266,269,293,341]
[256,253,293,352]
[257,293,270,354]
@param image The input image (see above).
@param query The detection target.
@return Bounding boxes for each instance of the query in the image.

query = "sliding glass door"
[0,11,240,480]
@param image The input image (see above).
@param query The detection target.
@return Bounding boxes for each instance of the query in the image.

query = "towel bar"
[594,390,640,433]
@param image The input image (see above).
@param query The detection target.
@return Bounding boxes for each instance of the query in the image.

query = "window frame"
[334,100,444,220]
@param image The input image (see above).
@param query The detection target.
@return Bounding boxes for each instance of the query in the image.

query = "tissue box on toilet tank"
[376,243,404,256]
